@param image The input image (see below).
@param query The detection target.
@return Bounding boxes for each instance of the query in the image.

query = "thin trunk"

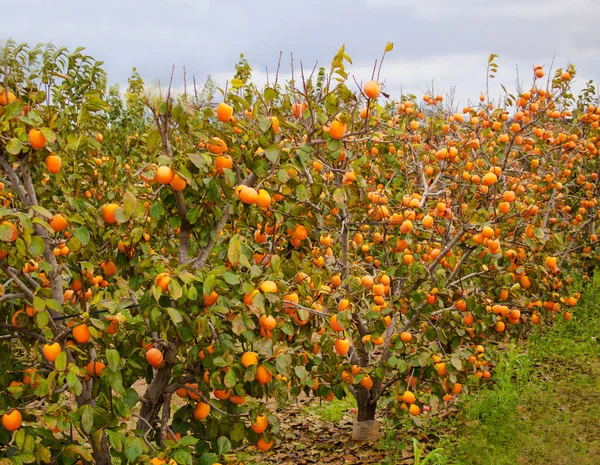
[90,432,111,465]
[353,386,380,442]
[136,343,177,435]
[356,386,377,422]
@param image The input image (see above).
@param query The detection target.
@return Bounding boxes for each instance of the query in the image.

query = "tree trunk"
[90,431,112,465]
[137,343,177,436]
[352,386,380,441]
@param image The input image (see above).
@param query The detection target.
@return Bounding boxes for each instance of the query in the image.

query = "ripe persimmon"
[155,166,174,184]
[215,155,233,174]
[29,129,46,150]
[239,186,259,204]
[329,120,346,140]
[251,415,268,434]
[364,80,381,99]
[256,365,273,384]
[0,89,16,106]
[49,214,68,232]
[334,338,350,355]
[45,154,62,173]
[146,348,164,368]
[2,410,22,432]
[193,402,210,420]
[169,173,186,191]
[72,324,90,344]
[102,204,119,224]
[216,102,233,122]
[43,342,62,362]
[256,436,274,451]
[241,351,259,367]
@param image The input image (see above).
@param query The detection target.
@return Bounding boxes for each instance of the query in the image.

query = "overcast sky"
[2,0,600,107]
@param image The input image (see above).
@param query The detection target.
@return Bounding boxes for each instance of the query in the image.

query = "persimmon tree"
[1,40,600,465]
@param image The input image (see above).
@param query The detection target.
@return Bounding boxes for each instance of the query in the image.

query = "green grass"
[446,273,600,465]
[301,394,356,423]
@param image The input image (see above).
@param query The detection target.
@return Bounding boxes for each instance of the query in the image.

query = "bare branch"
[0,323,47,343]
[192,173,257,269]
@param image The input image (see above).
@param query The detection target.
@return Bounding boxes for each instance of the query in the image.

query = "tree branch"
[0,262,35,301]
[0,323,47,343]
[191,173,257,269]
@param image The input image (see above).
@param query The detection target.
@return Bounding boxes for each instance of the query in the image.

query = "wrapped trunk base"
[352,419,381,442]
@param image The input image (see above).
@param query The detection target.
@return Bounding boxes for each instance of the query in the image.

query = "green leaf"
[35,311,49,329]
[418,351,430,367]
[54,351,67,371]
[231,314,245,335]
[30,206,53,219]
[168,279,183,300]
[15,429,26,450]
[227,234,242,265]
[270,255,281,272]
[188,152,209,169]
[217,436,232,455]
[80,405,93,434]
[264,147,279,163]
[74,227,90,246]
[259,117,272,132]
[203,274,216,297]
[199,453,218,465]
[105,429,123,453]
[177,436,199,447]
[534,227,545,239]
[45,299,62,312]
[276,353,292,376]
[0,222,17,241]
[66,371,83,396]
[396,359,408,373]
[229,422,246,442]
[173,449,193,465]
[213,356,228,368]
[451,357,462,371]
[123,190,138,216]
[6,138,23,155]
[296,184,309,202]
[33,296,46,311]
[34,443,51,464]
[264,87,278,102]
[18,451,36,463]
[147,129,160,152]
[188,285,198,301]
[63,445,92,461]
[222,272,240,285]
[40,128,56,144]
[65,235,82,254]
[2,100,24,120]
[28,236,45,257]
[333,188,346,204]
[150,202,165,220]
[124,436,143,463]
[224,368,238,388]
[106,349,121,373]
[114,207,129,223]
[167,307,183,326]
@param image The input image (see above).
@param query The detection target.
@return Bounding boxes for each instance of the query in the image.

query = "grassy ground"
[444,274,600,465]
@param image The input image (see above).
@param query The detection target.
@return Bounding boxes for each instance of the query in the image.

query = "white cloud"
[366,0,599,19]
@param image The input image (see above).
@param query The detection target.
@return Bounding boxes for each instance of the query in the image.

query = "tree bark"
[356,386,377,422]
[353,386,380,442]
[137,343,177,435]
[90,431,112,465]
